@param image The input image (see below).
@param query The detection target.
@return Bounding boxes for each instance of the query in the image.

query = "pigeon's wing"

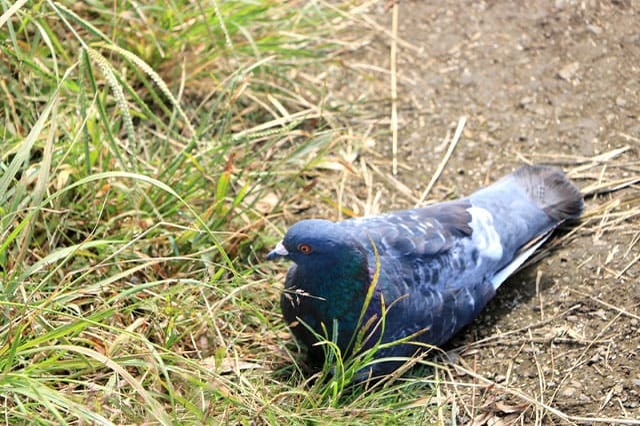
[342,199,499,306]
[341,200,492,347]
[345,199,473,260]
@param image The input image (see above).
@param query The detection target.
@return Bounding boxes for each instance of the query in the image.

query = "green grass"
[0,1,447,424]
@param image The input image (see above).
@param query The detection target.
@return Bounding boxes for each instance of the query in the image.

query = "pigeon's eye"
[298,243,312,254]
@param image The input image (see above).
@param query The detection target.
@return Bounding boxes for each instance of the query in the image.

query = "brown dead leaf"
[254,192,279,215]
[494,401,529,414]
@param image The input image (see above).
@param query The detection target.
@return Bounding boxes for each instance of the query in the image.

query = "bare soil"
[321,0,640,423]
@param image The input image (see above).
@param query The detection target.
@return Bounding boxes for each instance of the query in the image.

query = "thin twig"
[616,251,640,279]
[367,160,419,204]
[417,116,466,205]
[390,1,399,175]
[568,289,640,321]
[517,145,631,167]
[581,176,640,196]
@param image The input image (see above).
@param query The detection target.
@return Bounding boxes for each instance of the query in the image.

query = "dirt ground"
[321,0,640,423]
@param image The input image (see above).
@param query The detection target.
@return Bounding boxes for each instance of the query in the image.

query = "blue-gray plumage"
[267,165,583,379]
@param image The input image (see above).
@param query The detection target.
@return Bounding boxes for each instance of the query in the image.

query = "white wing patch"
[468,207,503,261]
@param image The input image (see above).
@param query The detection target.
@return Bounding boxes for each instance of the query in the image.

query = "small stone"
[460,69,473,85]
[533,105,546,115]
[558,62,580,81]
[587,25,603,35]
[555,0,572,7]
[592,309,607,320]
[616,97,627,107]
[566,315,579,322]
[562,386,577,398]
[520,96,534,106]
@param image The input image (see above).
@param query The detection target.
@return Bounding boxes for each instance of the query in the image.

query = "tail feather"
[512,165,584,222]
[490,228,554,290]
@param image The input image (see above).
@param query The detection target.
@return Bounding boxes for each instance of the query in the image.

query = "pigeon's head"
[267,219,367,271]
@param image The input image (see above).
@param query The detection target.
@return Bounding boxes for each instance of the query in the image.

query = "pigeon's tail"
[510,165,584,222]
[468,164,584,291]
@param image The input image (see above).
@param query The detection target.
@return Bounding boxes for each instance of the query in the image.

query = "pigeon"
[267,165,583,379]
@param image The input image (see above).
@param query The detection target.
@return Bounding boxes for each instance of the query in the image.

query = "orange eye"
[298,243,312,254]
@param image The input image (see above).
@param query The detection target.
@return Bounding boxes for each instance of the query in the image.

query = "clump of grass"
[0,0,449,424]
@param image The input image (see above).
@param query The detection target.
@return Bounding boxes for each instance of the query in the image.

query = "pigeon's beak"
[267,240,289,260]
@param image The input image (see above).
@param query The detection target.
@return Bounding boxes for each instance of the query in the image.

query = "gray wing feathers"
[345,200,472,258]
